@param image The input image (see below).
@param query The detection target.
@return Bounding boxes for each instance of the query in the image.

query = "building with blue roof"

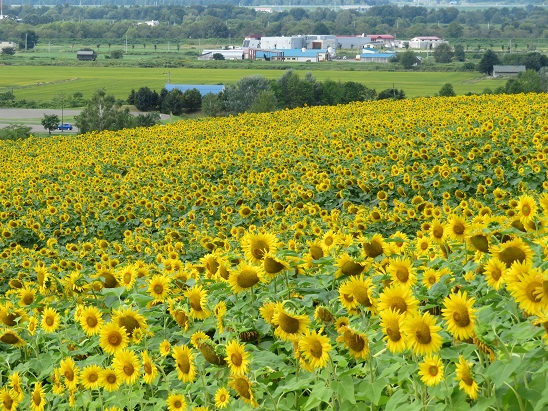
[163,84,225,96]
[357,52,396,63]
[251,48,332,63]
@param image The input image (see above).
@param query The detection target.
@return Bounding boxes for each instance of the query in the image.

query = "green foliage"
[0,91,16,107]
[212,53,225,61]
[74,89,135,134]
[504,70,545,94]
[134,87,160,111]
[1,47,16,56]
[400,50,418,70]
[224,75,272,114]
[110,49,124,59]
[478,50,501,76]
[41,113,60,135]
[135,112,161,127]
[433,43,454,64]
[201,92,224,117]
[0,124,32,140]
[438,83,456,97]
[160,89,185,116]
[182,88,202,113]
[453,45,465,62]
[377,88,406,100]
[248,89,278,113]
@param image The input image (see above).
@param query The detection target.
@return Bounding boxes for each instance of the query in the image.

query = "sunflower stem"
[200,363,211,406]
[97,389,104,409]
[443,379,453,410]
[285,271,291,301]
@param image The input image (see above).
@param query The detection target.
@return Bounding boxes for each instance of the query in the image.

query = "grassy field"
[1,66,506,105]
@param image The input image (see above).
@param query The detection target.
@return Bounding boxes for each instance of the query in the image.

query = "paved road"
[0,108,81,133]
[0,108,171,134]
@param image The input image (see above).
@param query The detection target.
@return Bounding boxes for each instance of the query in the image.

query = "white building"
[408,36,448,49]
[252,35,337,51]
[200,49,245,60]
[0,41,17,50]
[336,35,372,50]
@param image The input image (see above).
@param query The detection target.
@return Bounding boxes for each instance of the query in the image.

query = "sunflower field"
[0,93,548,411]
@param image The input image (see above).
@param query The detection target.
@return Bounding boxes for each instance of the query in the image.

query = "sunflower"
[421,268,441,289]
[225,340,250,375]
[113,349,141,385]
[402,311,443,356]
[259,301,278,326]
[79,306,104,336]
[314,306,334,324]
[0,330,25,348]
[262,251,289,279]
[241,231,279,264]
[321,230,338,251]
[99,322,129,355]
[379,308,406,353]
[18,285,36,306]
[418,355,444,386]
[455,356,479,400]
[430,219,446,243]
[516,194,537,225]
[200,253,220,278]
[142,350,158,384]
[492,237,534,269]
[336,327,369,359]
[81,364,102,390]
[172,345,197,383]
[272,302,310,342]
[507,267,548,315]
[170,308,190,331]
[148,274,171,302]
[362,234,386,258]
[185,285,211,320]
[388,231,410,255]
[0,387,19,411]
[100,368,122,392]
[442,290,477,341]
[298,330,332,369]
[377,284,419,316]
[335,316,350,333]
[9,372,23,401]
[414,235,432,257]
[190,330,211,349]
[338,275,376,313]
[214,301,226,333]
[30,382,46,411]
[117,265,137,290]
[41,307,61,333]
[59,356,79,390]
[27,316,37,336]
[166,392,187,411]
[214,387,230,409]
[159,339,171,357]
[229,375,258,408]
[483,257,507,290]
[446,215,467,242]
[228,262,263,294]
[335,253,367,278]
[112,306,148,339]
[387,256,417,288]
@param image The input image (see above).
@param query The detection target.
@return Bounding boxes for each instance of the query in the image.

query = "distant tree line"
[0,4,545,43]
[130,70,406,118]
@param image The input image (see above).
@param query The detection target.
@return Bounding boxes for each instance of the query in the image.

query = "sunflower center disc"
[309,339,323,359]
[462,370,474,386]
[108,333,121,345]
[428,365,439,376]
[390,296,408,314]
[237,270,259,289]
[386,327,402,342]
[499,246,526,268]
[264,257,284,274]
[32,390,42,406]
[354,286,371,306]
[415,323,432,344]
[234,378,251,399]
[396,267,409,282]
[89,373,98,382]
[231,353,243,366]
[107,374,116,384]
[119,316,140,335]
[45,317,54,326]
[251,240,269,260]
[64,370,74,381]
[342,261,364,276]
[346,332,365,351]
[123,364,134,376]
[453,223,465,235]
[153,284,163,294]
[278,312,300,334]
[1,333,19,344]
[178,356,191,374]
[310,246,324,260]
[526,281,543,303]
[144,363,152,374]
[86,316,98,327]
[453,309,471,327]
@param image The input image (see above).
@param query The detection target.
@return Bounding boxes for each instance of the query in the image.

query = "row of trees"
[478,50,548,75]
[131,71,405,119]
[0,4,545,42]
[127,87,202,115]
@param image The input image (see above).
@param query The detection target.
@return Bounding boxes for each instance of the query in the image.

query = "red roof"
[367,34,395,39]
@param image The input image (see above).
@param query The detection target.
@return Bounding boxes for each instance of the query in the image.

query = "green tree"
[377,89,406,100]
[135,112,161,127]
[453,44,465,62]
[478,49,501,76]
[41,114,60,135]
[74,89,135,134]
[19,30,39,50]
[201,93,224,117]
[433,43,453,63]
[400,50,418,69]
[212,53,225,60]
[161,89,185,116]
[224,75,271,114]
[110,49,124,59]
[134,87,160,111]
[248,90,278,113]
[1,47,16,56]
[446,22,464,38]
[0,124,32,141]
[182,89,202,112]
[438,83,456,97]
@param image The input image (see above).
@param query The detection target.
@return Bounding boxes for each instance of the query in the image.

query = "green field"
[1,66,506,105]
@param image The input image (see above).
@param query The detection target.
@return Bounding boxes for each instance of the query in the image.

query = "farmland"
[1,65,507,104]
[0,93,547,410]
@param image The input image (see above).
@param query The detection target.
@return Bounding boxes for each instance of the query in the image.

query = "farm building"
[199,49,244,60]
[163,84,225,96]
[252,48,332,63]
[0,41,17,50]
[76,50,97,61]
[247,35,337,51]
[356,51,396,63]
[367,34,396,47]
[336,35,372,50]
[408,36,448,49]
[492,65,526,77]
